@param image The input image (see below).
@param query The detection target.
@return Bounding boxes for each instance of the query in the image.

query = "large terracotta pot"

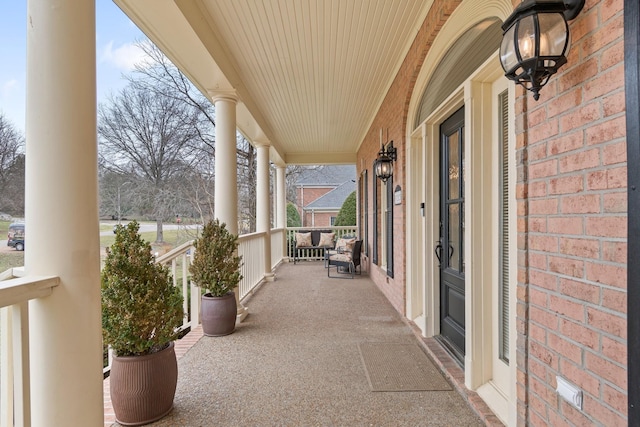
[110,342,178,426]
[201,291,237,336]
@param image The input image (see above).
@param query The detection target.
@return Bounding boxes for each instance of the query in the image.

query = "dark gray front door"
[437,107,465,363]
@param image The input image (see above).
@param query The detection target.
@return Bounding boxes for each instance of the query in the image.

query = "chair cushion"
[329,253,352,262]
[318,232,335,247]
[295,232,312,247]
[335,237,356,252]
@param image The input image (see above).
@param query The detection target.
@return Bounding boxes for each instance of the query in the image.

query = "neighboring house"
[294,165,355,227]
[305,180,356,226]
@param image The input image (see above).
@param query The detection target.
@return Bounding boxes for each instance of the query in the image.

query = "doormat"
[358,342,452,392]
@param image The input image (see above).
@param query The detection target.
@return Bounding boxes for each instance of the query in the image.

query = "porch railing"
[270,228,285,270]
[0,224,347,425]
[286,226,358,262]
[0,268,59,427]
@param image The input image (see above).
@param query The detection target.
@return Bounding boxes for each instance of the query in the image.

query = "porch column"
[256,142,274,281]
[211,92,248,321]
[276,166,286,229]
[26,1,103,425]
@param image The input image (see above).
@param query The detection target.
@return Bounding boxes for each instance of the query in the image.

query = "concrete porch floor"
[106,261,501,426]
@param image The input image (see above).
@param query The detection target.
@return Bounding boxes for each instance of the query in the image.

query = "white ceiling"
[115,0,433,165]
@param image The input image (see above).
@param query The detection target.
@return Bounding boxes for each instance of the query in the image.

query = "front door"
[437,107,465,363]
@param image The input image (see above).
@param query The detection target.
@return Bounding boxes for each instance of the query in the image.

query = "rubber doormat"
[358,342,452,392]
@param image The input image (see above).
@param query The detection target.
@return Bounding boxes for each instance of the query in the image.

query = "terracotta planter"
[201,291,237,336]
[110,342,178,426]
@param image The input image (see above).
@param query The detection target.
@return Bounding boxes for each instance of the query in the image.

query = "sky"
[0,1,148,135]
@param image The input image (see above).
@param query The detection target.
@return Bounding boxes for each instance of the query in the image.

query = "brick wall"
[515,0,627,425]
[357,0,462,315]
[358,0,628,425]
[302,211,337,228]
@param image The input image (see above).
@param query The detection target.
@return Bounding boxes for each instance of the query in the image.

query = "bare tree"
[237,134,256,234]
[130,41,259,233]
[98,83,203,242]
[285,165,318,204]
[0,113,25,215]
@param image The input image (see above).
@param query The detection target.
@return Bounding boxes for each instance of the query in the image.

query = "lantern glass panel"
[500,25,518,72]
[375,159,393,180]
[516,15,537,60]
[538,12,568,56]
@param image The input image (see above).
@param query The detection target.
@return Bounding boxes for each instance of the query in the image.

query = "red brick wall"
[357,0,462,315]
[514,0,627,425]
[302,211,337,228]
[358,0,627,425]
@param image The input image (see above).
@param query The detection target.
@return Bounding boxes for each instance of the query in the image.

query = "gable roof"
[305,180,356,210]
[295,165,356,186]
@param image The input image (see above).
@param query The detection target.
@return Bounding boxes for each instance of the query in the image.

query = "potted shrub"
[102,221,184,426]
[190,219,243,336]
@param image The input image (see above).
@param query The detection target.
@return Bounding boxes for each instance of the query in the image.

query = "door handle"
[434,240,443,266]
[448,244,454,261]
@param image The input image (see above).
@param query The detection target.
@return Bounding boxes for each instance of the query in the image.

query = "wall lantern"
[374,143,397,183]
[499,0,585,100]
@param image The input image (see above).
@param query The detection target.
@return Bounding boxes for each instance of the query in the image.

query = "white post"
[276,166,286,229]
[212,93,238,234]
[211,92,248,321]
[276,166,287,262]
[0,307,13,426]
[26,0,103,425]
[256,142,274,281]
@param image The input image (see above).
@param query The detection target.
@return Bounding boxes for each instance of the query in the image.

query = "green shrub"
[287,202,301,227]
[189,219,243,297]
[102,221,184,357]
[334,191,356,226]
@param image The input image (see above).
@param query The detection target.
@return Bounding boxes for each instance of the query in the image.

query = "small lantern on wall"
[374,143,397,183]
[499,0,585,100]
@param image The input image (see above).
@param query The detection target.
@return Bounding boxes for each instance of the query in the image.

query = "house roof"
[305,180,356,210]
[295,165,356,187]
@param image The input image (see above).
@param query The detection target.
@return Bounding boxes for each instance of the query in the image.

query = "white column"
[276,166,287,262]
[213,94,238,234]
[276,166,286,229]
[256,142,274,281]
[211,93,248,321]
[26,1,103,425]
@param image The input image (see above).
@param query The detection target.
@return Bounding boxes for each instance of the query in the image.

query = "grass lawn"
[0,221,194,274]
[0,251,24,274]
[99,229,193,250]
[0,220,19,239]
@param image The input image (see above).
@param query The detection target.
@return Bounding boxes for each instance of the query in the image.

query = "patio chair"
[324,235,356,267]
[327,240,363,279]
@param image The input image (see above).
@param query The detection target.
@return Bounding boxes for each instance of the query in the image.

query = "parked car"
[7,222,25,251]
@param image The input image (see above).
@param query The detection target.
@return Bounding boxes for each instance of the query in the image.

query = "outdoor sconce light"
[374,143,397,183]
[500,0,585,100]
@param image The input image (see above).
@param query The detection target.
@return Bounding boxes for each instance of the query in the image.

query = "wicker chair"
[327,240,363,279]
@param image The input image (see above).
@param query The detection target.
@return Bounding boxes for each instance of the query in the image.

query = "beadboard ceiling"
[115,0,432,165]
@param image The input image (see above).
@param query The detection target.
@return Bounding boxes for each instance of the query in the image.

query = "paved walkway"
[105,261,494,426]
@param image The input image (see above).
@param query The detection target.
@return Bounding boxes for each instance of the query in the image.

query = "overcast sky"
[0,1,148,135]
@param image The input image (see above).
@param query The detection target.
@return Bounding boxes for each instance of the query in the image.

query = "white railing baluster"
[182,253,188,326]
[1,306,13,427]
[12,301,30,427]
